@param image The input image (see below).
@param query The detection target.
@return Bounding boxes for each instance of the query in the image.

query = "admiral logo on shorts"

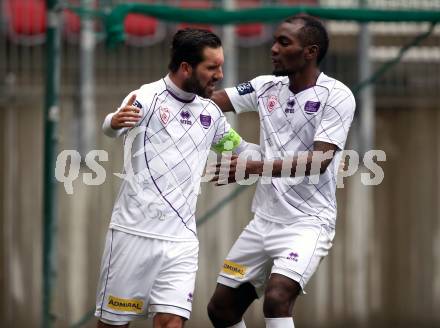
[236,82,254,95]
[222,260,247,278]
[107,295,144,313]
[187,292,193,303]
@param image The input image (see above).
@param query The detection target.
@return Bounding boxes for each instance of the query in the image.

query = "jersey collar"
[164,74,196,103]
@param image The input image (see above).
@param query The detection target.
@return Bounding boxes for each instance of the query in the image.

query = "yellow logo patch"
[108,295,144,313]
[222,260,247,278]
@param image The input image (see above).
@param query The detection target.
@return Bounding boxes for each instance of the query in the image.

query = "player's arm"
[211,141,337,184]
[211,90,235,112]
[265,141,338,177]
[102,93,142,138]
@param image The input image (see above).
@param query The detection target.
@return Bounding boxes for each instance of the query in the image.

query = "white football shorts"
[95,229,198,324]
[217,214,335,296]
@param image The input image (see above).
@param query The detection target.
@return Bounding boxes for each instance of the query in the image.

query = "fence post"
[43,0,61,327]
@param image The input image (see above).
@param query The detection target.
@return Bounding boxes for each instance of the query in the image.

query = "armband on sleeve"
[211,128,242,153]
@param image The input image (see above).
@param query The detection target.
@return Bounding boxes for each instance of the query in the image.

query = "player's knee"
[162,322,182,328]
[207,299,224,325]
[207,298,239,327]
[263,286,293,317]
[97,319,129,327]
[154,314,184,328]
[207,298,216,318]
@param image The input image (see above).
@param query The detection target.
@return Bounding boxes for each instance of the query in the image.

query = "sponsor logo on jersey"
[187,292,193,303]
[285,97,295,113]
[200,114,211,129]
[286,252,299,262]
[108,295,144,313]
[160,107,170,125]
[133,100,143,109]
[180,110,192,125]
[267,95,278,113]
[304,101,321,114]
[236,82,255,95]
[222,260,247,278]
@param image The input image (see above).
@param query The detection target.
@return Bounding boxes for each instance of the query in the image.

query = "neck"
[288,66,321,94]
[165,73,195,102]
[168,72,184,90]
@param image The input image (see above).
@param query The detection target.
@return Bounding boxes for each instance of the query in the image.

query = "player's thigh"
[267,220,335,291]
[217,215,271,297]
[95,230,165,323]
[149,241,199,320]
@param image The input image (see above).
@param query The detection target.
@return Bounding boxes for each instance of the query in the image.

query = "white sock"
[264,317,294,328]
[227,319,247,328]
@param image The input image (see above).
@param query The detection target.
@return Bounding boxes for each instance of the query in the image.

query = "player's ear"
[305,45,319,61]
[180,62,193,78]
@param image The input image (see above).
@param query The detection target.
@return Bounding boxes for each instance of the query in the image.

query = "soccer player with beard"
[95,29,258,328]
[207,15,356,328]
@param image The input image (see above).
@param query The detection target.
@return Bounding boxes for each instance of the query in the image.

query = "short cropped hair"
[168,29,222,73]
[284,15,329,64]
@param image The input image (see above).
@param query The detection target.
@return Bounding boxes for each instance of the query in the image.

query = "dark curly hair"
[168,29,222,73]
[284,14,329,64]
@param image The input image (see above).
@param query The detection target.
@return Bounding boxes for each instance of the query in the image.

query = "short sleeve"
[212,113,232,146]
[225,77,264,114]
[314,88,356,150]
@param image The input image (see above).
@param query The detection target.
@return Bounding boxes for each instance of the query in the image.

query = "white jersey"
[104,75,235,242]
[225,73,355,227]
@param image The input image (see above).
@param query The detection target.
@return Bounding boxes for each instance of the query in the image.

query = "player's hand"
[111,94,142,129]
[209,154,239,185]
[208,154,263,185]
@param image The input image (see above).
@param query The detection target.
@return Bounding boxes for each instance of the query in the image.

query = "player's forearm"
[269,156,314,178]
[248,151,334,178]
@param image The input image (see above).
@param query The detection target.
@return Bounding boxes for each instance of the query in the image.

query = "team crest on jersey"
[222,260,247,278]
[304,101,321,114]
[200,114,211,129]
[236,82,254,95]
[159,107,170,125]
[267,95,279,113]
[180,110,191,125]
